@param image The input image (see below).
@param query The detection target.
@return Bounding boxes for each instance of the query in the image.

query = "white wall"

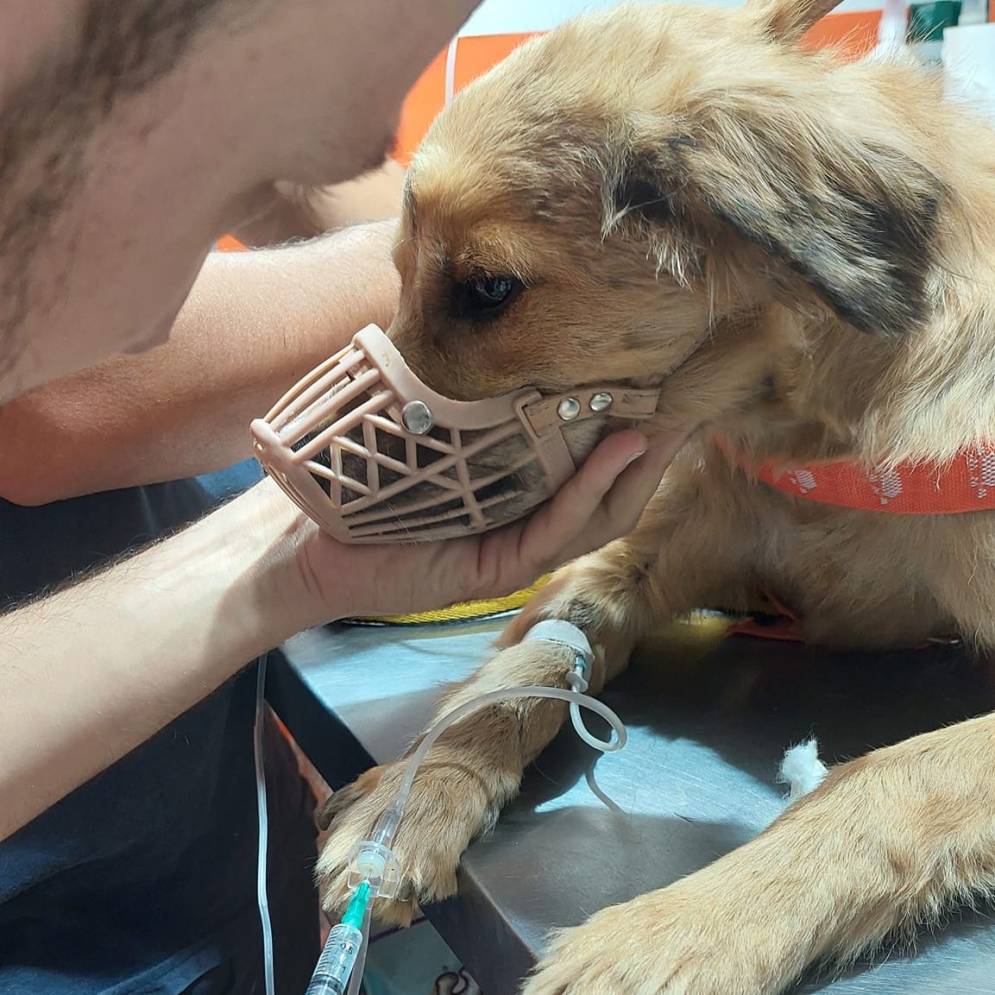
[459,0,881,37]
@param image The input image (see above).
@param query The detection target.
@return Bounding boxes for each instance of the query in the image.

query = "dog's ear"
[611,104,945,337]
[745,0,845,42]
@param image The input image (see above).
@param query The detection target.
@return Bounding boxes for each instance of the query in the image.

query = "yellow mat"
[348,578,740,639]
[348,576,551,626]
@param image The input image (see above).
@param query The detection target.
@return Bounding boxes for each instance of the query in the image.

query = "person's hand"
[288,428,683,622]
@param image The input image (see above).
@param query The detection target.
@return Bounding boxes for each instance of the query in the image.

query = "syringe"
[304,882,370,995]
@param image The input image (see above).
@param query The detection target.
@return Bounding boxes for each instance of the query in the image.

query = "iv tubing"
[309,623,626,995]
[385,682,626,847]
[253,655,276,995]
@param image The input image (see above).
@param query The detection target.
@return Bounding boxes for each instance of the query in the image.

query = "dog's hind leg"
[316,468,757,923]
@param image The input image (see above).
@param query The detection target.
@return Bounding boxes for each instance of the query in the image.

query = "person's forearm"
[0,479,324,841]
[0,221,399,505]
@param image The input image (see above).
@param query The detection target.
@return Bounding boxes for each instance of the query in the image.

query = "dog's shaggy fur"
[318,2,995,991]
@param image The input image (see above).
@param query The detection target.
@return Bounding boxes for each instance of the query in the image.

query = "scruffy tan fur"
[317,2,995,991]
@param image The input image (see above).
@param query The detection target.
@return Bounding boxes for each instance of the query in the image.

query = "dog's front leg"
[315,489,725,923]
[314,550,655,924]
[524,710,995,995]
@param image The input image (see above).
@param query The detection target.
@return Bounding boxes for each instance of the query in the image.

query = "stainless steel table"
[269,618,995,995]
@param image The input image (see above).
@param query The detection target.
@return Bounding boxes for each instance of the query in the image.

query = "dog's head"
[388,0,946,440]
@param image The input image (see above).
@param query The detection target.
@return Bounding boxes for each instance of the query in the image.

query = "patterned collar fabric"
[727,443,995,515]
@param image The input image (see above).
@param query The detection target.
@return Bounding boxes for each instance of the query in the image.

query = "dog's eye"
[456,275,522,318]
[471,275,517,307]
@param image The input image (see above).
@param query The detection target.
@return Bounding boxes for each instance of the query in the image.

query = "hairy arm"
[0,221,399,505]
[0,479,316,839]
[0,430,680,841]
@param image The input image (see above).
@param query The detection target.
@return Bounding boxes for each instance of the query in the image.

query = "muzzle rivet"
[590,391,614,413]
[401,400,434,435]
[557,397,582,422]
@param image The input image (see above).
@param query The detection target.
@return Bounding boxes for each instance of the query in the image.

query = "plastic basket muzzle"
[250,325,660,543]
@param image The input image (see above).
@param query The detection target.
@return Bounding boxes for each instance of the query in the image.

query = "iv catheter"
[304,620,627,995]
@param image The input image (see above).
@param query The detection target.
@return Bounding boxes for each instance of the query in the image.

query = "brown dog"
[317,1,995,991]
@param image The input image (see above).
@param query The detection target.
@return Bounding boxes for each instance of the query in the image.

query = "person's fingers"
[598,435,683,534]
[340,429,685,616]
[553,433,685,565]
[471,429,688,599]
[514,429,650,562]
[458,430,648,599]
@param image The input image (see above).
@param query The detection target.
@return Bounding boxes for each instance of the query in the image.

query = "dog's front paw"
[522,874,811,995]
[315,755,503,925]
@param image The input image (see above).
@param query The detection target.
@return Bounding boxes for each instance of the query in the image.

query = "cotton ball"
[778,738,828,802]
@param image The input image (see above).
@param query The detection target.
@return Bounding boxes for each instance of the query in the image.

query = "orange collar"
[720,441,995,515]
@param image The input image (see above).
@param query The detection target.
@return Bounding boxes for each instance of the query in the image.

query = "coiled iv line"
[304,619,627,995]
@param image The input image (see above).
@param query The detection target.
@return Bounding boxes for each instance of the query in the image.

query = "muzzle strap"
[521,386,662,436]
